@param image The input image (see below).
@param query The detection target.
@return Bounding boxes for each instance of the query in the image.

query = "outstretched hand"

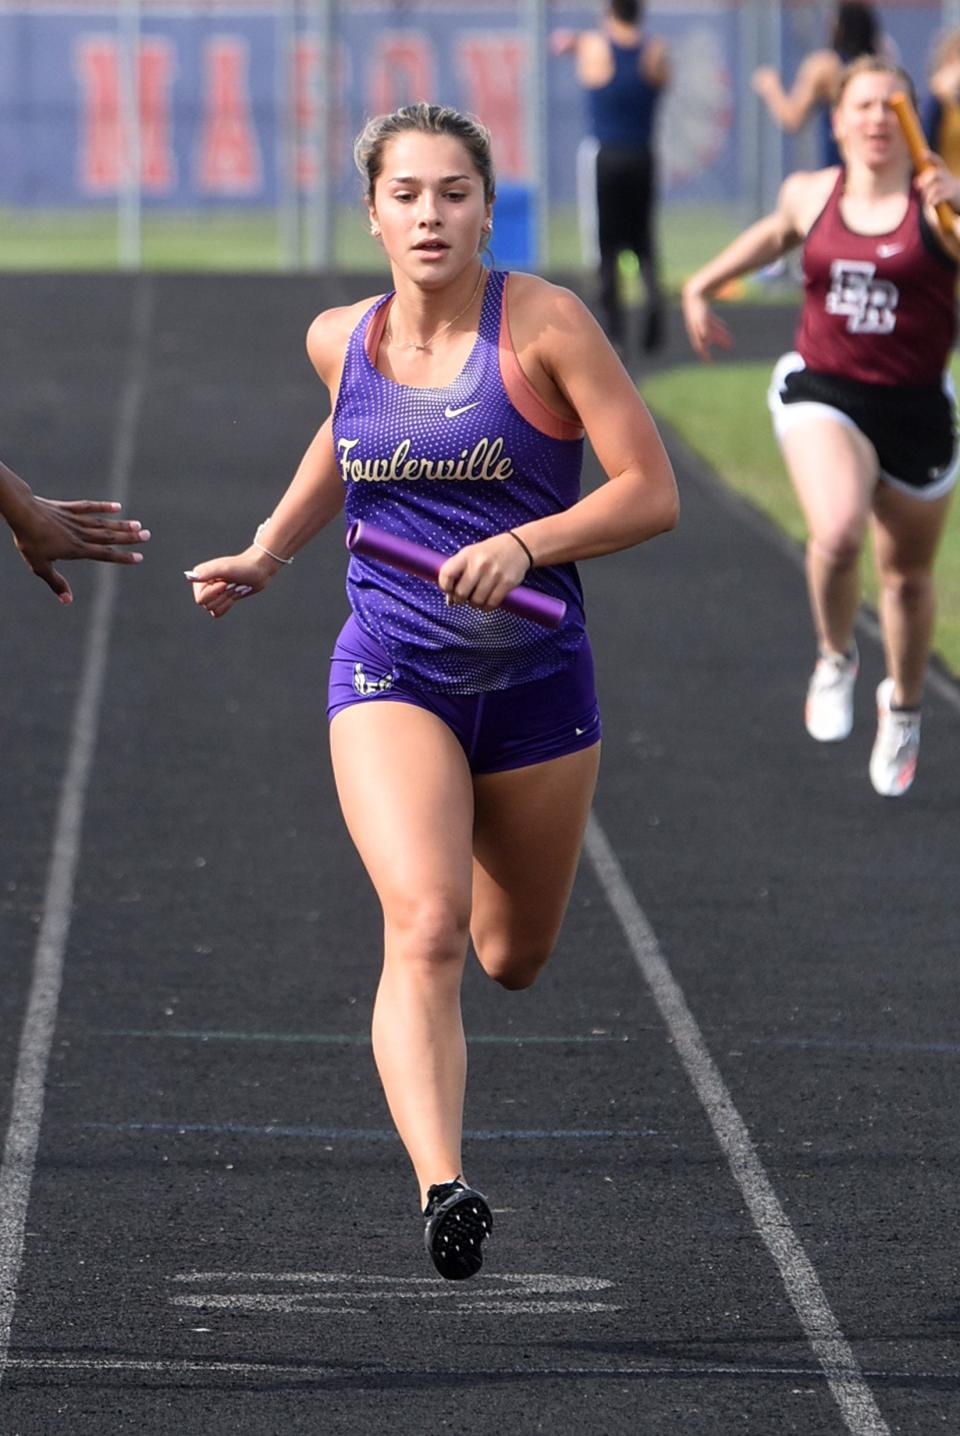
[11,496,150,604]
[681,289,734,363]
[549,28,579,57]
[751,65,779,99]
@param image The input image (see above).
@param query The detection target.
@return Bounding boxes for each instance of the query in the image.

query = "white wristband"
[253,521,294,566]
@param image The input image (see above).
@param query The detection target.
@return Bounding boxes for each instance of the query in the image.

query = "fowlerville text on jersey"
[337,436,514,483]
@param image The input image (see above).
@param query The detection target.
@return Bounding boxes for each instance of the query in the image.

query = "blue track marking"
[81,1121,656,1141]
[94,1028,627,1045]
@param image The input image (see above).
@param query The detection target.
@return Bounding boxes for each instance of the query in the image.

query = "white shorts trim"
[766,351,960,503]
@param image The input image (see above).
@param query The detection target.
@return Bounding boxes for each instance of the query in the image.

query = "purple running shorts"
[327,613,601,775]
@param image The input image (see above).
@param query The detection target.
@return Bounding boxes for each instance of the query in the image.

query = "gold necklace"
[386,267,485,353]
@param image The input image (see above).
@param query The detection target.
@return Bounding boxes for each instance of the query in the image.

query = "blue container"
[490,182,535,269]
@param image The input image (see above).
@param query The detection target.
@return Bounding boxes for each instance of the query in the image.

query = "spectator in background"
[753,2,883,167]
[0,456,148,604]
[923,28,960,175]
[552,1,670,356]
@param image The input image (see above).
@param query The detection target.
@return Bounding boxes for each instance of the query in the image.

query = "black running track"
[0,275,957,1436]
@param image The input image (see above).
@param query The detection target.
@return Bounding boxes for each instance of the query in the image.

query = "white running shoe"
[805,644,859,742]
[869,677,921,798]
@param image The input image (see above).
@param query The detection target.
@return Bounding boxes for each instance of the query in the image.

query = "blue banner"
[0,3,946,208]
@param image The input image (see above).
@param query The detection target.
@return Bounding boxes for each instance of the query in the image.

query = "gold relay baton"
[889,90,955,235]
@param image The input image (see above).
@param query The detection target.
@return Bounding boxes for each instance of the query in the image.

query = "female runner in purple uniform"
[188,103,678,1278]
[683,58,960,798]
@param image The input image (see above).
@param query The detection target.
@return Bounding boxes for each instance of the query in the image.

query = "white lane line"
[167,1270,622,1315]
[5,1357,341,1378]
[0,278,153,1388]
[585,814,891,1436]
[171,1294,620,1315]
[170,1272,614,1291]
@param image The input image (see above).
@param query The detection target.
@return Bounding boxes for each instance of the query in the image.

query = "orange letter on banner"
[369,33,435,117]
[139,40,176,190]
[459,37,525,178]
[198,37,261,194]
[75,38,122,190]
[296,38,320,187]
[75,36,175,192]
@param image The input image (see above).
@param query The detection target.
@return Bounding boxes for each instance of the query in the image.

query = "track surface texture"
[0,275,956,1435]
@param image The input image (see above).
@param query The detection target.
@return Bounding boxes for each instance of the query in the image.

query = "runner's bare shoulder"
[306,296,385,386]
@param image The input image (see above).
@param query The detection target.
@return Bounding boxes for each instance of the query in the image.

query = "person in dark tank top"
[552,0,670,356]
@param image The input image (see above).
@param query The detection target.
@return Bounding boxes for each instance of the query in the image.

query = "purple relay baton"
[345,520,566,631]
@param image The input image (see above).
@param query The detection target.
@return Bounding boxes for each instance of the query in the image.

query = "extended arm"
[681,173,813,360]
[188,306,357,618]
[752,51,836,133]
[186,416,345,618]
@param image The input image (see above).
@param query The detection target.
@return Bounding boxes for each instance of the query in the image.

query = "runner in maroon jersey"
[682,57,960,797]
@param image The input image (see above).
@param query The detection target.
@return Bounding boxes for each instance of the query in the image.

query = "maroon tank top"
[795,171,957,387]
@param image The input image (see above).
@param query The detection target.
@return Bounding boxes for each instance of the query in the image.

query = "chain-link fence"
[1,0,958,274]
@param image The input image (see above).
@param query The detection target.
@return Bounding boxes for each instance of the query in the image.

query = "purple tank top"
[333,269,587,693]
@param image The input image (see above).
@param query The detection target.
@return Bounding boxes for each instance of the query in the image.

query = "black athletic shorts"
[768,351,959,499]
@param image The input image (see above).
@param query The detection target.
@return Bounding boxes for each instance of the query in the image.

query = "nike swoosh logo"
[876,243,904,258]
[444,402,480,418]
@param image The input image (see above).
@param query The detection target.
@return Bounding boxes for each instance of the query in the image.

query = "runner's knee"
[808,527,863,568]
[385,894,471,969]
[877,563,933,610]
[474,936,553,990]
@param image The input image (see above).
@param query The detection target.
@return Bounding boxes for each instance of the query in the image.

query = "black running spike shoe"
[423,1179,493,1281]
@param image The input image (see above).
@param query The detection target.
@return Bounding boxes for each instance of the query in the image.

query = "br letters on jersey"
[825,259,899,335]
